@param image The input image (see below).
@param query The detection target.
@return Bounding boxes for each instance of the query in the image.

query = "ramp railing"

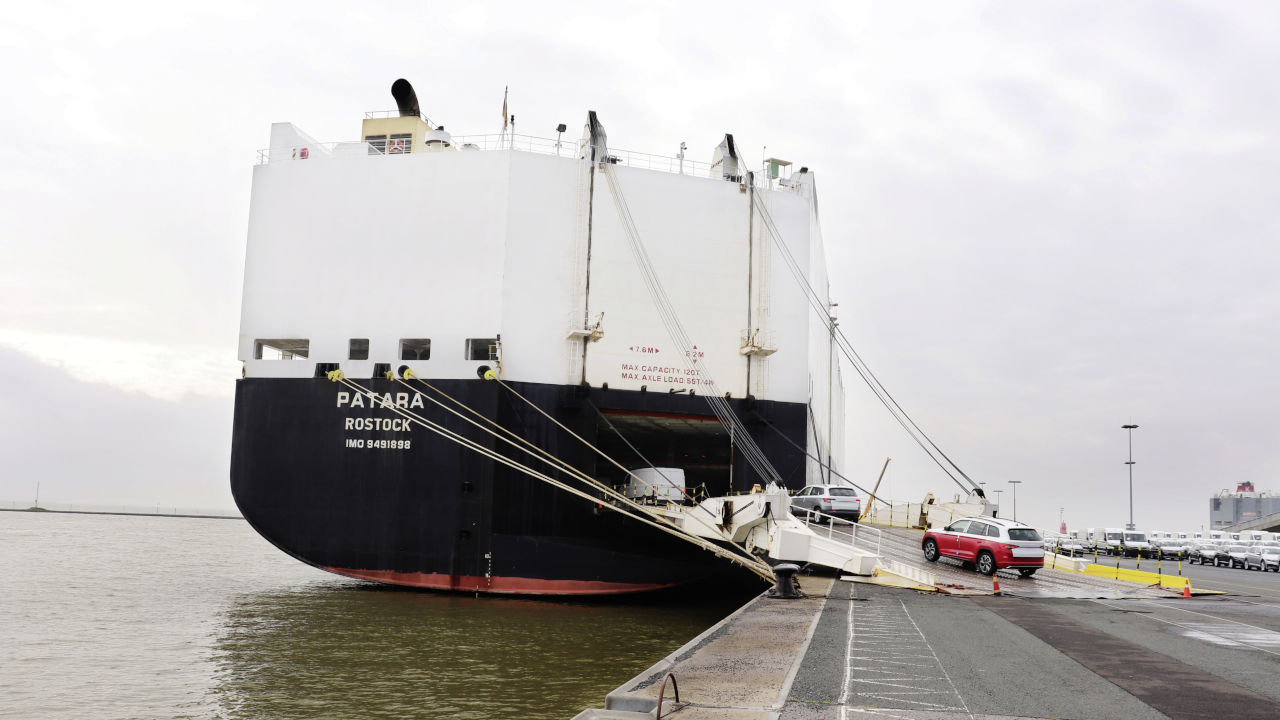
[794,508,884,557]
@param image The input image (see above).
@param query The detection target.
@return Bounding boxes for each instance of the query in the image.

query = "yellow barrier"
[1083,563,1192,590]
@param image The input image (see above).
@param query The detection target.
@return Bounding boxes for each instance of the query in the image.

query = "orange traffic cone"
[1182,579,1192,599]
[993,577,1001,595]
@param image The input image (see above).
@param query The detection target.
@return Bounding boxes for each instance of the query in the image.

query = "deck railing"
[256,132,727,181]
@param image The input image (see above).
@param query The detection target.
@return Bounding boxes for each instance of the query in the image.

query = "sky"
[2,1,1277,532]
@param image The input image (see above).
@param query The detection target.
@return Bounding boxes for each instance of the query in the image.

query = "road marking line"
[838,581,856,707]
[900,599,973,719]
[1094,600,1280,657]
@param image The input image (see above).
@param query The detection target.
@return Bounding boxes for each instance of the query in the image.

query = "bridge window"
[254,339,309,360]
[365,135,387,154]
[400,339,431,361]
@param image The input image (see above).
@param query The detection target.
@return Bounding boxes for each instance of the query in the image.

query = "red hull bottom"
[323,566,681,596]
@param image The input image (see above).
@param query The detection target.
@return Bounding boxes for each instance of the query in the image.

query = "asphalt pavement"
[782,581,1280,719]
[581,531,1280,719]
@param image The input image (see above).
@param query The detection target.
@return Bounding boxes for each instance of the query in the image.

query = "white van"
[1093,528,1125,555]
[1122,530,1152,557]
[626,467,686,503]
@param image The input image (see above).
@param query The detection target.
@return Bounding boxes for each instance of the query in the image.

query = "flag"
[502,86,508,129]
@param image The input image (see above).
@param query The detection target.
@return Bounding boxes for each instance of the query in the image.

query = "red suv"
[922,517,1045,577]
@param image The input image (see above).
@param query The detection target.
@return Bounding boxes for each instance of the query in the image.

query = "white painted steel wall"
[239,143,511,381]
[583,166,750,396]
[239,126,839,426]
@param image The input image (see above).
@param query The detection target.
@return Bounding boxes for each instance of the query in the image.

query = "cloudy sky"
[2,1,1276,531]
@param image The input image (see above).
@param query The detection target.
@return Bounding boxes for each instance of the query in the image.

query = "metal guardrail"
[794,507,883,557]
[363,109,437,125]
[255,132,734,181]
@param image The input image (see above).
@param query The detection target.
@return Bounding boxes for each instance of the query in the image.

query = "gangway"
[660,488,1193,597]
[657,484,880,577]
[659,485,944,589]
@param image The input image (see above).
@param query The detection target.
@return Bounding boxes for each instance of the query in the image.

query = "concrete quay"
[574,573,1280,720]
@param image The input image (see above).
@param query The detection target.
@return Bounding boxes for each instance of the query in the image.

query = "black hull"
[230,377,808,595]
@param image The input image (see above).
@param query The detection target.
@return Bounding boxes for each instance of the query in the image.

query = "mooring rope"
[393,371,732,542]
[330,372,775,581]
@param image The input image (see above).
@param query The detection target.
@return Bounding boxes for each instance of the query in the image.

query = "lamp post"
[1008,480,1022,522]
[992,489,1003,517]
[1122,424,1139,531]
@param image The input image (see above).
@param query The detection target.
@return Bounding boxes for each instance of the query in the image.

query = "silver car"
[1052,538,1088,557]
[1224,544,1251,569]
[1243,546,1267,571]
[791,485,861,523]
[1152,538,1190,560]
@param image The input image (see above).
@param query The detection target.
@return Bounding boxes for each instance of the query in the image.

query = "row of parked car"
[1047,534,1280,571]
[1183,541,1280,571]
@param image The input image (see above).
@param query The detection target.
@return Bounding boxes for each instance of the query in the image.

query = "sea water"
[0,511,753,719]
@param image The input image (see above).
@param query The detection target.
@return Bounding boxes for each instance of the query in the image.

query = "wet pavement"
[579,559,1280,719]
[577,525,1280,719]
[838,525,1181,599]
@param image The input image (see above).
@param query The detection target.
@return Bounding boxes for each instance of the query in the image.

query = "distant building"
[1210,481,1280,528]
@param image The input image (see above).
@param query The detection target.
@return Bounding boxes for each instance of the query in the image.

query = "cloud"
[2,0,1278,531]
[0,347,234,511]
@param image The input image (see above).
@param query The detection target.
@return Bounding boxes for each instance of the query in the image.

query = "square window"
[254,339,309,360]
[349,338,369,360]
[400,339,431,361]
[465,338,497,361]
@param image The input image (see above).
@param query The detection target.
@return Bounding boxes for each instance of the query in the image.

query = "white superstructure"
[239,105,844,480]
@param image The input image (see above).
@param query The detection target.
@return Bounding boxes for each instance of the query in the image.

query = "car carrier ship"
[230,79,846,595]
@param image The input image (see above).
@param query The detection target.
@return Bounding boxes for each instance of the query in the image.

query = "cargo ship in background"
[1211,481,1280,530]
[230,80,846,595]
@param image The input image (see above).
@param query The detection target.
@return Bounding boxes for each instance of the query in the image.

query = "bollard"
[768,563,804,599]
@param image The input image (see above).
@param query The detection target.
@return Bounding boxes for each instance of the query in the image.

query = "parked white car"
[1259,544,1280,572]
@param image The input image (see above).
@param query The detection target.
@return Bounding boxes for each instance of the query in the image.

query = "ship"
[230,79,846,595]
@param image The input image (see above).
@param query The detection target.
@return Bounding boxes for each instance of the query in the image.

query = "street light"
[1008,480,1023,522]
[992,489,1003,517]
[1122,424,1139,531]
